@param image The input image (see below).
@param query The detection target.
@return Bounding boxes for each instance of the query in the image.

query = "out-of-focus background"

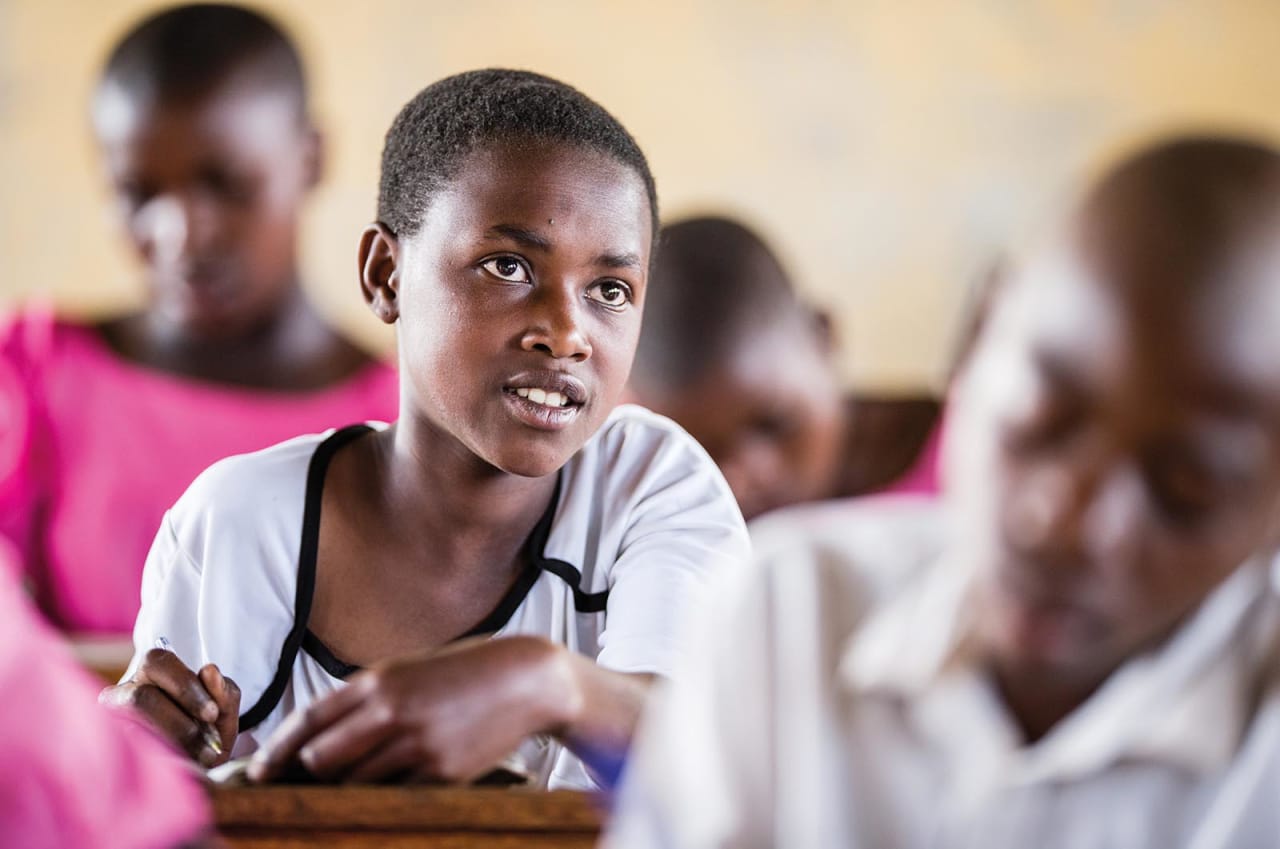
[3,0,1279,391]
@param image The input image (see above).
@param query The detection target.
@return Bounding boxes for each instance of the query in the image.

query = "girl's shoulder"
[552,404,744,555]
[169,426,384,540]
[575,403,719,476]
[566,403,736,512]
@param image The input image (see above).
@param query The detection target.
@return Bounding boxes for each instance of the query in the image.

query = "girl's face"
[93,79,317,338]
[375,141,652,478]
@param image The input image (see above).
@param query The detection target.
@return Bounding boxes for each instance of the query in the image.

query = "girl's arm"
[245,635,650,784]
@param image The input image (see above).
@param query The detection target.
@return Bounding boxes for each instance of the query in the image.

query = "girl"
[0,4,398,635]
[104,69,749,790]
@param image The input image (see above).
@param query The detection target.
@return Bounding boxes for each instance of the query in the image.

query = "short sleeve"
[594,416,751,678]
[124,511,207,680]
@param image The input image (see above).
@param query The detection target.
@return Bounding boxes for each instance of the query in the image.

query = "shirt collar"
[839,552,1279,779]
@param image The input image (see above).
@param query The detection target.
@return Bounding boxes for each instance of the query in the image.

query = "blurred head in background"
[90,3,322,341]
[628,216,845,520]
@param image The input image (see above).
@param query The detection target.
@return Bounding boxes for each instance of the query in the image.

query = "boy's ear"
[359,222,401,325]
[302,123,324,189]
[810,307,837,357]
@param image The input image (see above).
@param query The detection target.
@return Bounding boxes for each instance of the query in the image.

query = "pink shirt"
[0,537,210,849]
[0,306,399,634]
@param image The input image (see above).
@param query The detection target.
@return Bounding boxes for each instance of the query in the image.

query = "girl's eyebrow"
[484,224,642,270]
[485,224,552,251]
[599,251,642,270]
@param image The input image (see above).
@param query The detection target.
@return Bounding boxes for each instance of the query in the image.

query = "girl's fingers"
[198,664,241,753]
[344,735,425,784]
[294,704,399,781]
[136,648,219,724]
[247,681,366,783]
[123,682,223,765]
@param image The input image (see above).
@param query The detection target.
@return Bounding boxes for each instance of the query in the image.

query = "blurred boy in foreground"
[607,136,1280,848]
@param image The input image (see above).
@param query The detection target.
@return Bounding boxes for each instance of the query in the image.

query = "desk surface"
[68,634,134,683]
[213,785,605,848]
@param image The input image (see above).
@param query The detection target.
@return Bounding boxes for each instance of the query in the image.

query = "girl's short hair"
[377,69,658,240]
[101,3,307,117]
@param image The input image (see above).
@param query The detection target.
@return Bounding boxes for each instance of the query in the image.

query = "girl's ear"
[359,222,401,325]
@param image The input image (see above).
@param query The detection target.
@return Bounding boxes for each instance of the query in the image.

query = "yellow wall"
[3,0,1279,391]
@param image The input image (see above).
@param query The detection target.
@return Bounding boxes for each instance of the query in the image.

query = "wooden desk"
[213,785,604,848]
[68,634,134,683]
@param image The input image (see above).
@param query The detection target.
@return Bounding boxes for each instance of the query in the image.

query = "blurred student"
[606,136,1280,847]
[102,69,748,790]
[627,216,938,521]
[0,538,209,849]
[0,4,398,635]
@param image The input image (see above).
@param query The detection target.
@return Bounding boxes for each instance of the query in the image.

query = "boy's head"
[92,3,320,338]
[360,69,656,478]
[948,136,1280,688]
[627,217,844,520]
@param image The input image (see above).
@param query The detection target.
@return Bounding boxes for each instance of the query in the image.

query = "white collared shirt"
[606,496,1280,848]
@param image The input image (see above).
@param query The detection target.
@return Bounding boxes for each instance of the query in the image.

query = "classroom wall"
[2,0,1279,392]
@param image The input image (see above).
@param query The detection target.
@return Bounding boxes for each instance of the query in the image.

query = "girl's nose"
[520,286,592,362]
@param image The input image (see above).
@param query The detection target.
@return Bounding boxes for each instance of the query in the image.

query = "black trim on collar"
[301,478,562,679]
[239,424,373,731]
[301,629,359,680]
[241,427,612,723]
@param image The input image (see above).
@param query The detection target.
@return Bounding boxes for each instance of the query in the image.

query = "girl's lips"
[503,369,589,405]
[502,389,583,431]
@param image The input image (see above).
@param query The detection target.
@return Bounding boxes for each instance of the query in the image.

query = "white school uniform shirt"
[125,404,749,790]
[605,495,1280,849]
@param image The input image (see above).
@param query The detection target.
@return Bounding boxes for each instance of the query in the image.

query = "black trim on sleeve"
[522,490,611,613]
[238,424,373,731]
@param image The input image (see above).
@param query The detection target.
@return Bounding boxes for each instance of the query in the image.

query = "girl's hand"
[246,636,577,784]
[100,648,240,767]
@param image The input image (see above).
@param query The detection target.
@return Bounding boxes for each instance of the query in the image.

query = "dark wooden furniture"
[212,785,604,848]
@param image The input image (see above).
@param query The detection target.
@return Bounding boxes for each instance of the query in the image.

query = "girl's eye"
[481,256,530,283]
[588,280,632,308]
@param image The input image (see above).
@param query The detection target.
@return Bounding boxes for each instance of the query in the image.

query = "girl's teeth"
[512,387,572,408]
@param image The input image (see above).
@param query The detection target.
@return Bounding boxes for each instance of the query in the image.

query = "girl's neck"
[367,416,560,559]
[101,282,369,390]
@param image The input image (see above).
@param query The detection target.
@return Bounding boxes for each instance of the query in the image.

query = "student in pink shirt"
[0,537,209,848]
[0,4,397,634]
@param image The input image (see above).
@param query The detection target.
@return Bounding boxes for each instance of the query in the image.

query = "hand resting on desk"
[245,635,649,786]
